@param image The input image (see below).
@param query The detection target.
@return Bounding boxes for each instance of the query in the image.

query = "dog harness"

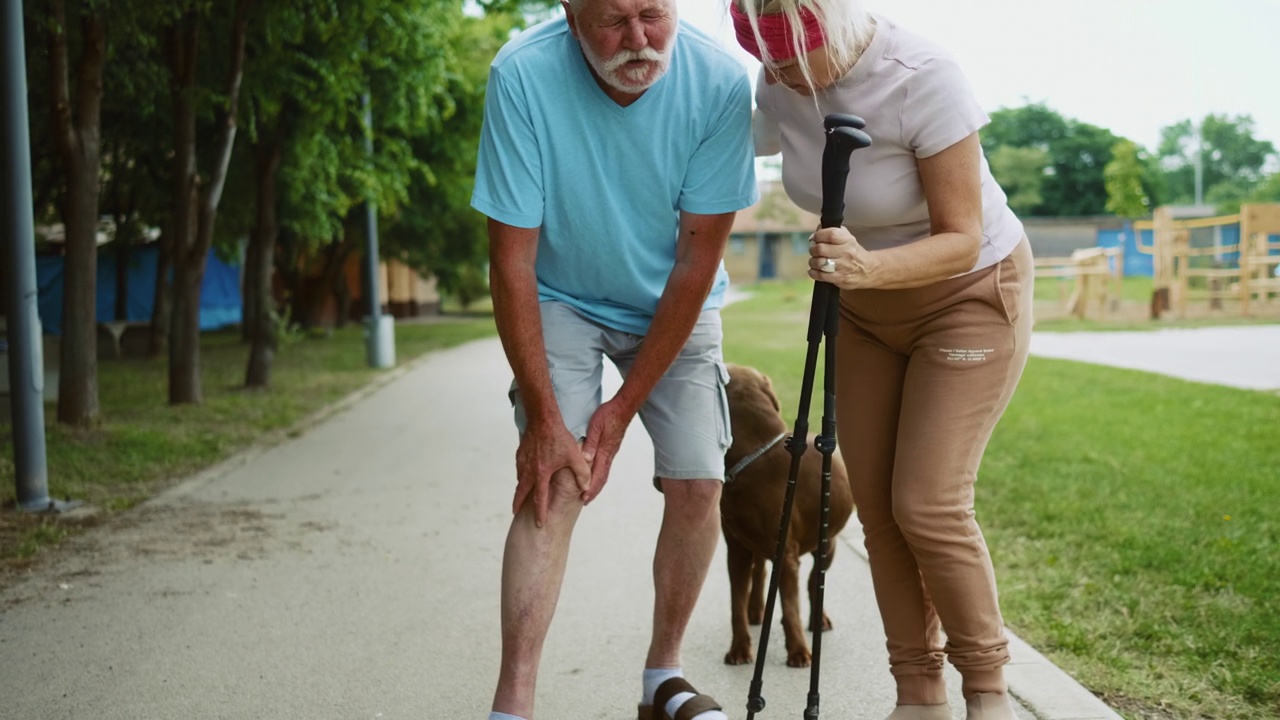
[724,432,788,483]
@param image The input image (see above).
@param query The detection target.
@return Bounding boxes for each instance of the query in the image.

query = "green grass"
[1033,274,1155,304]
[0,315,497,564]
[1031,274,1280,332]
[722,280,1280,719]
[984,361,1280,718]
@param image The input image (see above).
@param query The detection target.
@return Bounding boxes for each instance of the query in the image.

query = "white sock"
[641,667,729,720]
[489,713,526,720]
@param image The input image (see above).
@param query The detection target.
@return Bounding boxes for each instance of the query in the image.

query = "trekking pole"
[745,114,871,720]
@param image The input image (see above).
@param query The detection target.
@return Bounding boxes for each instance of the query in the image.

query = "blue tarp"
[35,244,242,336]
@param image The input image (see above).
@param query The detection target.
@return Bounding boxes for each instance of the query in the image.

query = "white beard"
[580,29,676,95]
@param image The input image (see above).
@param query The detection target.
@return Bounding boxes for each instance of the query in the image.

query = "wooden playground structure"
[1032,203,1280,320]
[1033,245,1124,320]
[1141,203,1280,319]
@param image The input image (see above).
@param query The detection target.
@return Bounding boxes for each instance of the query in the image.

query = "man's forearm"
[489,221,558,426]
[613,261,717,412]
[613,212,736,413]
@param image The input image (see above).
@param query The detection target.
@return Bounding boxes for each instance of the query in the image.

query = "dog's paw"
[748,608,764,626]
[724,641,755,665]
[786,646,813,668]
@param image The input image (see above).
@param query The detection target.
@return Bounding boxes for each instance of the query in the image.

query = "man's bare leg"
[646,478,722,668]
[491,469,586,719]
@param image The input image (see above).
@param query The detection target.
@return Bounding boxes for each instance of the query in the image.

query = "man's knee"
[542,467,587,514]
[659,478,722,519]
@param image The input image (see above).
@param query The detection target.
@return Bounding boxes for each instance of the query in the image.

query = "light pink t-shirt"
[753,15,1024,273]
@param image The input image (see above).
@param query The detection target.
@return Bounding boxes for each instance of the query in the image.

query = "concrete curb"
[1004,630,1122,720]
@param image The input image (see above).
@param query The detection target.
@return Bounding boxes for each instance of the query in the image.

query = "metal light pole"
[1193,120,1205,207]
[2,0,53,510]
[361,89,394,369]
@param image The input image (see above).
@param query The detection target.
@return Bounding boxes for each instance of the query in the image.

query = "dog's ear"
[762,373,781,413]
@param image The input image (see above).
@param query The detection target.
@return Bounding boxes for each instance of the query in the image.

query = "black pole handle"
[819,125,871,230]
[822,113,866,131]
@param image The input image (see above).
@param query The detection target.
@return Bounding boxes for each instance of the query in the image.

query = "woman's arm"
[808,132,985,290]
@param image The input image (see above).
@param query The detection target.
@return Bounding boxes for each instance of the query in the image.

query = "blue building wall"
[1096,224,1155,277]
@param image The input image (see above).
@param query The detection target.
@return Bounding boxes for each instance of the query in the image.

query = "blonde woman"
[730,1,1034,719]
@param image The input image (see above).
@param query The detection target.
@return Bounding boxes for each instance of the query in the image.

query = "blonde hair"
[734,0,873,90]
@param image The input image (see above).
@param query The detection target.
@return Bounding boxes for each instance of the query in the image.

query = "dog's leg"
[747,555,766,625]
[724,536,756,665]
[807,546,835,632]
[780,544,812,668]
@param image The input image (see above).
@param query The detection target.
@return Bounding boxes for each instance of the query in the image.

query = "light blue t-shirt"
[471,17,758,335]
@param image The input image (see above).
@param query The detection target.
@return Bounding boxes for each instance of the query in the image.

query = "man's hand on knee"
[514,421,591,528]
[581,398,636,505]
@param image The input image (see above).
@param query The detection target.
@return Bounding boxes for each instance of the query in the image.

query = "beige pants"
[835,239,1034,704]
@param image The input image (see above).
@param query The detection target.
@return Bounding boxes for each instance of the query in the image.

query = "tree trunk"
[275,228,305,332]
[168,261,204,403]
[147,227,173,357]
[244,127,283,389]
[156,14,199,360]
[166,0,249,405]
[240,245,256,345]
[49,3,106,427]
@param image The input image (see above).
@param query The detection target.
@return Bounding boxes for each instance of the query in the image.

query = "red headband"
[730,4,827,62]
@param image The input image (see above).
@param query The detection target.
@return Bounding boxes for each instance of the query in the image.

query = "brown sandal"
[637,676,723,720]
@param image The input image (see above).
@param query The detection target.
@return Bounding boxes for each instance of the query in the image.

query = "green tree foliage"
[474,0,560,16]
[1045,122,1122,216]
[1104,139,1151,219]
[1210,171,1280,214]
[231,0,521,381]
[981,102,1068,153]
[381,10,516,309]
[13,0,536,409]
[1156,114,1278,207]
[267,0,463,329]
[987,145,1048,216]
[1246,171,1280,204]
[984,103,1121,216]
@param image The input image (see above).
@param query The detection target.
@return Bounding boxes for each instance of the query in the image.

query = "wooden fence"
[1135,203,1280,318]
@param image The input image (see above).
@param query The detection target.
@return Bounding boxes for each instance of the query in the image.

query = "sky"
[675,0,1280,156]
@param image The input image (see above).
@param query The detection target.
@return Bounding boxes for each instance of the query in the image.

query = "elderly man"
[469,0,757,718]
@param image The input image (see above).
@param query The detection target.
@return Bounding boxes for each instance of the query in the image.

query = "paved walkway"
[1030,325,1280,392]
[0,337,1126,719]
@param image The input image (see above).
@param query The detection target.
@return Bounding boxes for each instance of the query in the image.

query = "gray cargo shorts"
[510,300,732,484]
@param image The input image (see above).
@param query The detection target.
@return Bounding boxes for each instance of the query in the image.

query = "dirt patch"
[1,498,329,603]
[101,503,285,560]
[0,505,104,586]
[1101,692,1192,720]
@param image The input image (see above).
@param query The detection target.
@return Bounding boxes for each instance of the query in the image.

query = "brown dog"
[720,363,854,668]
